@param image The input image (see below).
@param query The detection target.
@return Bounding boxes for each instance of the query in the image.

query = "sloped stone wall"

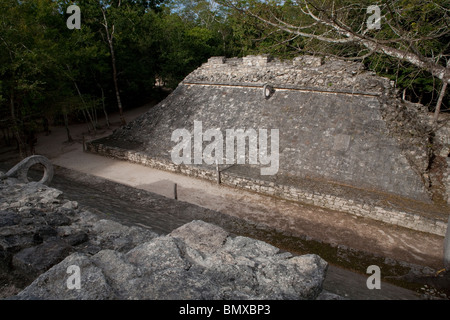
[88,55,449,233]
[86,142,448,236]
[106,55,431,201]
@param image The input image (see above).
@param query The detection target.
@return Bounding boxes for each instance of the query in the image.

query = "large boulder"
[11,238,73,279]
[13,220,328,300]
[0,180,158,290]
[1,175,329,300]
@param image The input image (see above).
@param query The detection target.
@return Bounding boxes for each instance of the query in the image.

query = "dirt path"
[49,149,444,268]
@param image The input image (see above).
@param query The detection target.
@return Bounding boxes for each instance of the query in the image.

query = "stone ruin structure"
[88,55,450,236]
[0,155,53,185]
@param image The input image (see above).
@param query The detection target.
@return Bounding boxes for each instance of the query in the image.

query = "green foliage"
[0,0,448,149]
[153,11,223,87]
[217,0,449,111]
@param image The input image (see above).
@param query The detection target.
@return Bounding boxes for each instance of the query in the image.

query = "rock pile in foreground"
[0,176,329,300]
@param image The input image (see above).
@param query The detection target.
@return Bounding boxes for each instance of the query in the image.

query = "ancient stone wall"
[89,55,449,234]
[86,142,448,236]
[186,55,389,95]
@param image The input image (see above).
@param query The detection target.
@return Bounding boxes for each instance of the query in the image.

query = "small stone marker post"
[174,183,178,200]
[215,160,220,184]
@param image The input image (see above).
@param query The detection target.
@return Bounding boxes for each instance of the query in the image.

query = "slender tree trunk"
[73,81,96,133]
[99,85,110,129]
[10,90,25,158]
[86,108,97,132]
[109,40,125,125]
[1,128,9,145]
[237,1,450,84]
[86,107,96,131]
[102,8,126,126]
[81,108,92,133]
[94,106,98,129]
[63,111,73,143]
[434,79,448,122]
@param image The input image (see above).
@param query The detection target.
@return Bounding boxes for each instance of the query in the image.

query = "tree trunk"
[99,85,110,129]
[74,81,96,133]
[434,79,448,122]
[63,111,73,143]
[237,1,450,84]
[102,8,126,126]
[10,90,25,158]
[80,108,92,133]
[94,106,98,129]
[110,41,125,125]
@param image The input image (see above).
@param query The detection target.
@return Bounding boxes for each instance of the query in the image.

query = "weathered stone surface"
[444,158,450,205]
[90,219,157,253]
[169,219,229,254]
[12,238,73,280]
[444,215,450,270]
[63,232,89,246]
[12,252,115,300]
[87,55,450,235]
[0,177,159,296]
[0,211,21,227]
[93,55,435,202]
[1,155,53,185]
[186,55,368,92]
[14,220,328,300]
[1,171,329,300]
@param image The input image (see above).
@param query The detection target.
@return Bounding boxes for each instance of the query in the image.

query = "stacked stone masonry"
[185,55,390,96]
[88,55,450,236]
[86,142,447,237]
